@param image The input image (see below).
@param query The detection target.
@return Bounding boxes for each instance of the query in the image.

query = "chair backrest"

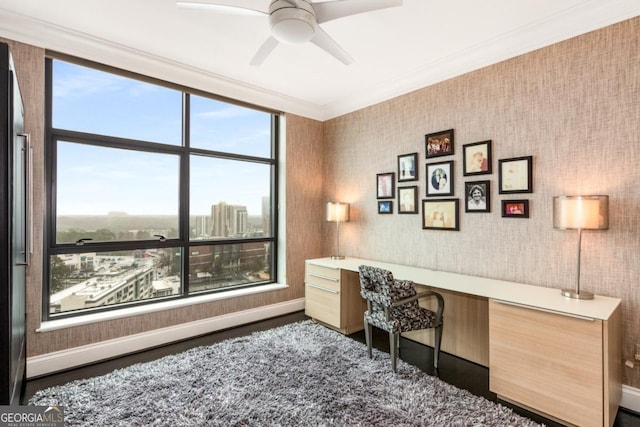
[359,265,418,308]
[359,265,395,307]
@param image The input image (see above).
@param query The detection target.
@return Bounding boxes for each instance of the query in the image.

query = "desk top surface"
[307,257,621,320]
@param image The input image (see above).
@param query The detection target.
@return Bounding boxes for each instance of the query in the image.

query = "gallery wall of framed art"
[373,128,533,226]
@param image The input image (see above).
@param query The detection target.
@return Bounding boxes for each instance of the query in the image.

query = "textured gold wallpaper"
[323,17,640,388]
[285,114,326,285]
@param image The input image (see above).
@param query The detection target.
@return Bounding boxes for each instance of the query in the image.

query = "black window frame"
[43,54,280,320]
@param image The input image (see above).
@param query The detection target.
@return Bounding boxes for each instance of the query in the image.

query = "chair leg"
[389,332,399,372]
[434,324,443,369]
[364,319,373,359]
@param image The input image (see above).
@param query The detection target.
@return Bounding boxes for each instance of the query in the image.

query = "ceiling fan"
[176,0,402,65]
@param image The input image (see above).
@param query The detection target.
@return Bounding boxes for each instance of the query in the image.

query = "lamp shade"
[553,195,608,230]
[326,202,350,223]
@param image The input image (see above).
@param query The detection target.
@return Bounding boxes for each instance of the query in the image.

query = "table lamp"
[553,195,609,299]
[326,202,350,260]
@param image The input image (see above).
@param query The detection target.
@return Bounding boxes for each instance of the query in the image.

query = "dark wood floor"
[24,311,640,426]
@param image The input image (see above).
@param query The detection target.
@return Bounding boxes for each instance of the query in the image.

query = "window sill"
[37,282,289,333]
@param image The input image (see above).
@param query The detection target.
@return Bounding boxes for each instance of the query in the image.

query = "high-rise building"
[210,202,248,237]
[193,215,211,238]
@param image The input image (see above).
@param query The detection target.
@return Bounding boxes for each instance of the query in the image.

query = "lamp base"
[331,255,345,260]
[561,288,594,300]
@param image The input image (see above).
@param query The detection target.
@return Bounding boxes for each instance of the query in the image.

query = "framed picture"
[398,153,418,182]
[426,161,454,197]
[378,200,393,214]
[425,129,454,158]
[499,156,532,194]
[398,186,418,214]
[465,180,490,213]
[501,200,529,218]
[463,140,492,176]
[376,172,395,199]
[422,199,459,230]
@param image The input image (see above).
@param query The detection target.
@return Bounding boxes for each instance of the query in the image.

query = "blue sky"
[53,61,272,216]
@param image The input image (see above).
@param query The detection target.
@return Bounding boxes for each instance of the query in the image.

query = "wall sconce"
[553,195,609,300]
[326,202,350,260]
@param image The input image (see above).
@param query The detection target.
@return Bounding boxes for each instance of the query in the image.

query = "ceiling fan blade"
[250,36,280,66]
[176,0,268,15]
[310,27,354,65]
[314,0,402,24]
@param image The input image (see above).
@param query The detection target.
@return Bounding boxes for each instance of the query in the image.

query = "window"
[46,58,279,318]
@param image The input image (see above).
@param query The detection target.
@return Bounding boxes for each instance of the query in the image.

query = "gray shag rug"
[30,320,543,426]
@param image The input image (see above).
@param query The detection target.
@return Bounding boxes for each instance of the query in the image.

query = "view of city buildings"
[193,197,271,239]
[50,199,271,314]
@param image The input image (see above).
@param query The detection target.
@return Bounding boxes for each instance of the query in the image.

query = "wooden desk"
[305,257,622,427]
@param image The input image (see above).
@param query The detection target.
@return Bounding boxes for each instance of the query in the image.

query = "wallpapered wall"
[322,17,639,388]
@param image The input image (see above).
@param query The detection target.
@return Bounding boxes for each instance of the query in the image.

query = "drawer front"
[305,282,341,327]
[305,263,341,292]
[489,299,603,427]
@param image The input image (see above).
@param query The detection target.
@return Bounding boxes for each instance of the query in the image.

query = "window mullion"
[181,93,190,295]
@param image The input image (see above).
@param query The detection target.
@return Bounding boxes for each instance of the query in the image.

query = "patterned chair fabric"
[358,265,444,372]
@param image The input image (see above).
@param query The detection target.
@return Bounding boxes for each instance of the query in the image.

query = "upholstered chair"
[358,265,444,372]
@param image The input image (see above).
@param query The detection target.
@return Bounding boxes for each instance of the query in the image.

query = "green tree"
[93,228,116,241]
[136,230,151,240]
[57,227,116,243]
[50,256,73,294]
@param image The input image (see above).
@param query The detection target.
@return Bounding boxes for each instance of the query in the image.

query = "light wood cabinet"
[489,299,622,427]
[304,261,365,334]
[404,287,490,367]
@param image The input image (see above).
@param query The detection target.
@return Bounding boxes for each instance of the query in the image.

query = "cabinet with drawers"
[489,299,622,427]
[304,261,365,334]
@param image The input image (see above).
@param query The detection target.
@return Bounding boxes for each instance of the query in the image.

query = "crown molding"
[320,0,640,119]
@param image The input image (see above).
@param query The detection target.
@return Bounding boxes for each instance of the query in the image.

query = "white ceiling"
[0,0,638,120]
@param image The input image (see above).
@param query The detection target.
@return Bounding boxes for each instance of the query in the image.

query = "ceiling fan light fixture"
[270,7,316,44]
[271,18,315,43]
[178,0,404,64]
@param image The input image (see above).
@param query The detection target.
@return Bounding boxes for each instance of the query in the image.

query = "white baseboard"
[621,384,640,414]
[27,298,305,378]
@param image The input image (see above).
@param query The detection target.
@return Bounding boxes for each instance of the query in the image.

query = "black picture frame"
[422,198,459,230]
[398,185,418,214]
[501,199,529,218]
[426,160,454,197]
[378,200,393,214]
[425,129,454,158]
[498,156,533,194]
[465,180,490,213]
[376,172,395,199]
[463,140,492,176]
[398,152,418,182]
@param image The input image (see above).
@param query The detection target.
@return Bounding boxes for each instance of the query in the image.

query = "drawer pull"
[306,283,339,294]
[492,299,595,321]
[307,272,339,282]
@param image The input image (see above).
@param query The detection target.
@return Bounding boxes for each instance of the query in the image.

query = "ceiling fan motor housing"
[269,0,317,44]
